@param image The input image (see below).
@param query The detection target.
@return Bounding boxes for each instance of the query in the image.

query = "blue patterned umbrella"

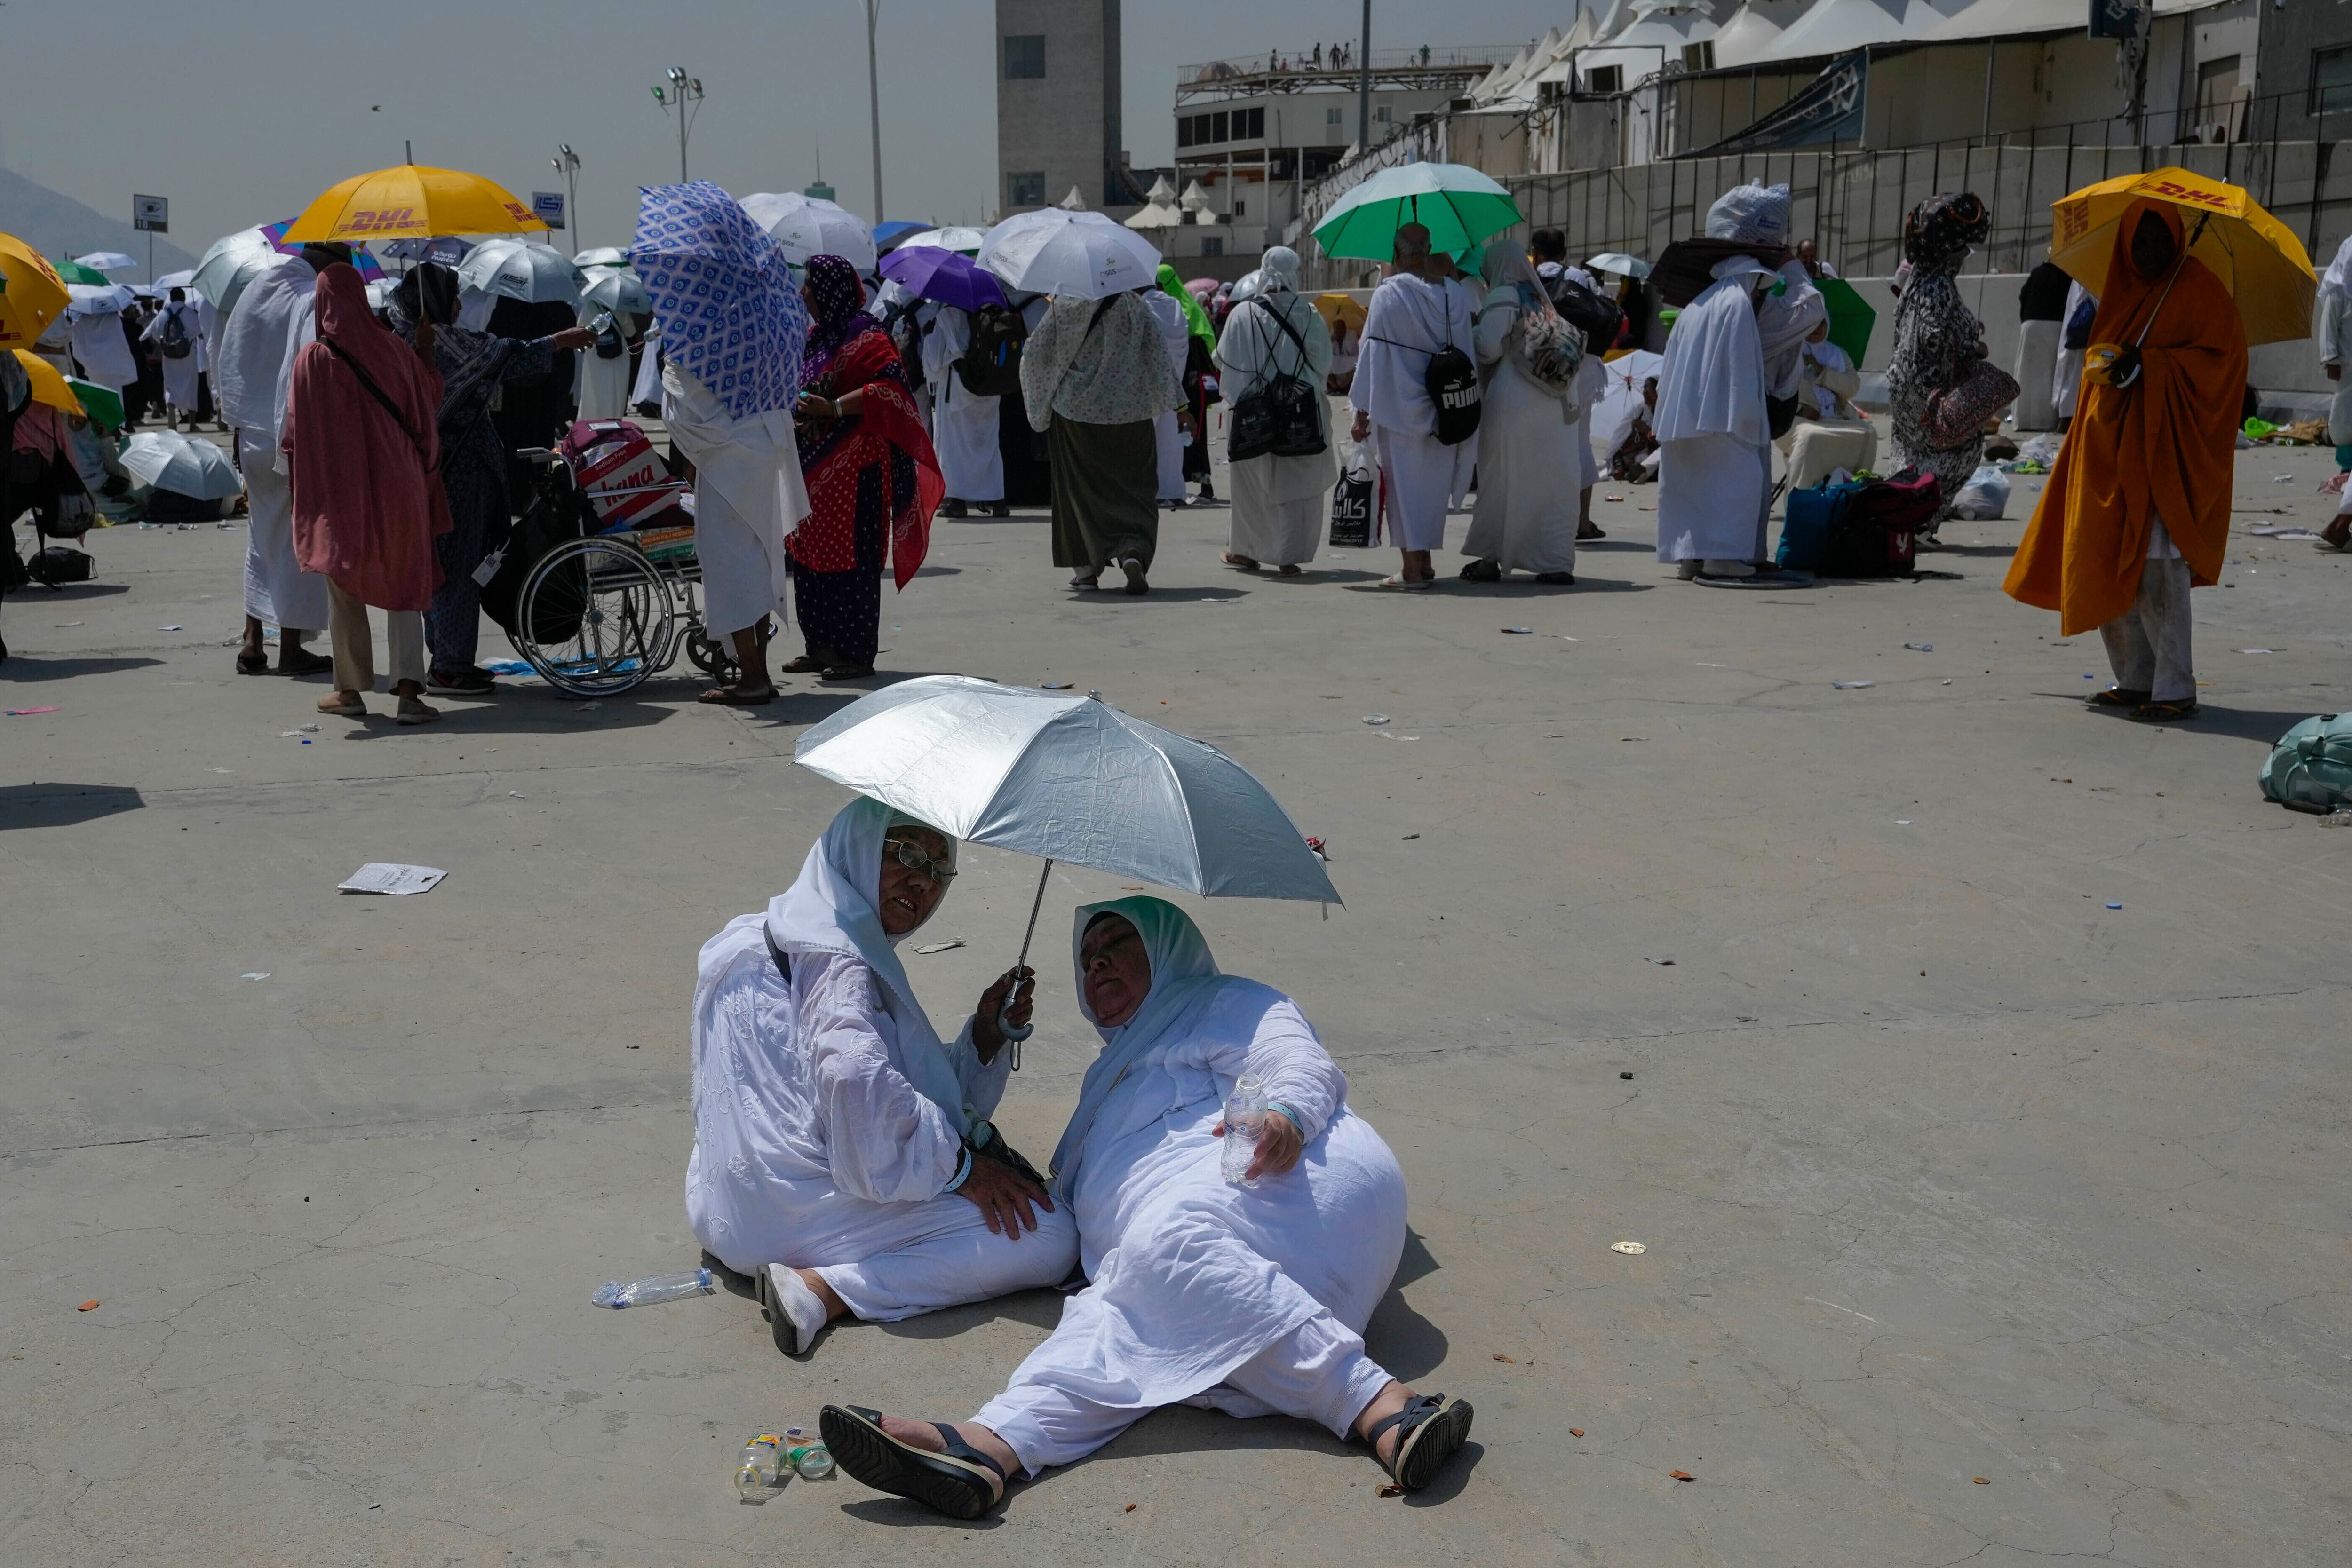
[632,182,808,419]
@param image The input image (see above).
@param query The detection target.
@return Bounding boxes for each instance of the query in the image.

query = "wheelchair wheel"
[512,537,675,698]
[684,627,739,686]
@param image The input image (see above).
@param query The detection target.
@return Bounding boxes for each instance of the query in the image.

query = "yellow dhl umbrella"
[281,163,545,245]
[1316,292,1367,333]
[2050,165,2315,348]
[1,232,72,349]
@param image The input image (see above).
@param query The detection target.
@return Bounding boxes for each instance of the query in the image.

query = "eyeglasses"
[884,836,956,883]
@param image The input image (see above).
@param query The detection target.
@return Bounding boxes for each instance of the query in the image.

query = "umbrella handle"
[994,858,1053,1068]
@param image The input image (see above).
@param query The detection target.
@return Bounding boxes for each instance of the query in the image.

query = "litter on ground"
[337,863,448,896]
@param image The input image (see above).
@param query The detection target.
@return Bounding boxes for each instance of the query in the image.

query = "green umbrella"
[67,378,124,430]
[1819,277,1875,367]
[54,258,112,285]
[1312,163,1523,264]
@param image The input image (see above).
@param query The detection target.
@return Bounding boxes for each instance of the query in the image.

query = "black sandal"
[1365,1393,1474,1492]
[820,1405,1007,1520]
[2129,699,2199,723]
[2086,688,2149,709]
[236,649,269,675]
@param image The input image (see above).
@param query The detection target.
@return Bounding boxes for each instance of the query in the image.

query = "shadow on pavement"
[872,1286,1066,1342]
[0,781,145,829]
[0,654,165,682]
[5,580,131,598]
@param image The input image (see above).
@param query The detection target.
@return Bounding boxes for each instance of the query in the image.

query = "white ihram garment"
[1655,259,1772,566]
[1145,292,1192,500]
[2054,281,2092,420]
[572,303,635,422]
[216,256,329,631]
[1755,261,1827,403]
[972,900,1406,1474]
[663,363,810,638]
[1349,272,1477,552]
[922,307,1005,502]
[1212,281,1337,566]
[685,799,1078,1318]
[68,310,139,392]
[1573,353,1606,491]
[2012,319,2061,430]
[2316,235,2352,445]
[141,302,206,412]
[1462,284,1579,576]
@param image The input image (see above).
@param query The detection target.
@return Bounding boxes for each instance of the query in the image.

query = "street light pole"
[552,144,581,246]
[1357,0,1372,154]
[653,67,705,182]
[864,0,886,221]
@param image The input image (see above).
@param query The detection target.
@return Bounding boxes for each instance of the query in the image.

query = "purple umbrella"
[880,245,1008,313]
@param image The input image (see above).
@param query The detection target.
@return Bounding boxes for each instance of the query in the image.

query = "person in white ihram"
[140,287,207,429]
[685,798,1079,1356]
[1349,222,1478,589]
[818,897,1473,1520]
[1654,183,1787,581]
[923,303,1009,518]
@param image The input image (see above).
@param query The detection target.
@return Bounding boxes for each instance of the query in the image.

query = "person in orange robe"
[2002,200,2247,723]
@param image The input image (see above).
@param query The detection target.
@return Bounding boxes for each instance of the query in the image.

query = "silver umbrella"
[190,228,280,315]
[119,431,244,501]
[795,677,1339,1053]
[455,238,582,306]
[580,264,650,315]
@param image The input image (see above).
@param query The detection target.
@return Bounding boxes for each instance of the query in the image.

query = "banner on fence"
[1689,51,1867,156]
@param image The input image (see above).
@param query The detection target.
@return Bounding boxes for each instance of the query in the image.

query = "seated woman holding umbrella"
[684,797,1078,1355]
[818,896,1473,1518]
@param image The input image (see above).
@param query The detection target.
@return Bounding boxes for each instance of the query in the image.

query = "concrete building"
[996,0,1126,214]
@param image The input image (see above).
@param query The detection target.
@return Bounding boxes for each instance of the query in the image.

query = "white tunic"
[2012,319,2061,431]
[1655,261,1772,564]
[2317,237,2352,445]
[2054,281,2093,420]
[1349,272,1477,552]
[216,257,330,630]
[1145,292,1192,500]
[922,307,1005,502]
[662,363,810,638]
[141,302,205,412]
[1213,286,1338,565]
[68,310,139,392]
[1462,285,1580,575]
[572,303,634,422]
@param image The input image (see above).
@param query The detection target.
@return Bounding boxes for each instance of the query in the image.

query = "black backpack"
[159,307,194,360]
[957,304,1026,398]
[1550,277,1623,357]
[1369,285,1480,446]
[1226,299,1327,463]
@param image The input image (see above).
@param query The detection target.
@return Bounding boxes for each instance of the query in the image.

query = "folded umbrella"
[879,246,1007,313]
[120,430,244,500]
[1311,162,1522,263]
[977,210,1162,301]
[741,191,878,273]
[0,232,72,348]
[457,238,583,306]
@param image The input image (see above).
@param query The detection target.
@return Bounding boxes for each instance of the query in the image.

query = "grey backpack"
[2259,713,2352,811]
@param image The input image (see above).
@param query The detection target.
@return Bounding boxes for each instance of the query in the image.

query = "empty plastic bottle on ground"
[736,1433,787,1500]
[1222,1074,1267,1187]
[786,1426,835,1479]
[590,1267,715,1308]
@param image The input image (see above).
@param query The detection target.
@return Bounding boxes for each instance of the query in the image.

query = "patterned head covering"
[801,253,886,392]
[1903,192,1990,273]
[1706,181,1792,249]
[632,182,808,418]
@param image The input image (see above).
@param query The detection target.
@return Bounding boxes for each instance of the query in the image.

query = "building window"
[1002,34,1045,79]
[1212,110,1229,141]
[2197,55,2242,139]
[1374,106,1391,124]
[1237,106,1265,139]
[2314,45,2352,114]
[1178,118,1195,148]
[1682,41,1715,73]
[1586,64,1622,95]
[1327,106,1343,126]
[1234,199,1246,216]
[1007,171,1045,207]
[1202,237,1224,256]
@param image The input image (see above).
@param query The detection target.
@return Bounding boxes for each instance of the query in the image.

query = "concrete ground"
[4,432,2348,1568]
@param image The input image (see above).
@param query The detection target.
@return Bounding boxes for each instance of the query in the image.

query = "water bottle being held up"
[1221,1073,1267,1188]
[590,1267,715,1309]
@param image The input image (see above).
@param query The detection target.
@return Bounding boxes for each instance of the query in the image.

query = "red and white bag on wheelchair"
[559,419,691,533]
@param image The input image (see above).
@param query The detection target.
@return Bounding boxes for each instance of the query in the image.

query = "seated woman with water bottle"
[819,897,1472,1518]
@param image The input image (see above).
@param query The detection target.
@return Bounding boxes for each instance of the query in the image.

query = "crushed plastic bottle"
[590,1267,715,1309]
[736,1433,786,1501]
[1221,1074,1267,1188]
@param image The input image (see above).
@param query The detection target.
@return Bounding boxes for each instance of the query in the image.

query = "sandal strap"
[931,1422,1008,1484]
[1364,1393,1446,1467]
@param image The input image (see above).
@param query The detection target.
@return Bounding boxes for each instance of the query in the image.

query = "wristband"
[1265,1102,1302,1133]
[944,1148,974,1193]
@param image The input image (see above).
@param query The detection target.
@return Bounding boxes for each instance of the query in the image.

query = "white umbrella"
[455,238,582,306]
[739,192,878,273]
[572,246,630,269]
[153,269,197,291]
[191,228,280,314]
[119,430,244,501]
[977,209,1163,301]
[1586,252,1652,278]
[895,225,987,256]
[64,283,137,317]
[796,675,1340,1046]
[580,265,651,315]
[365,277,402,311]
[75,251,141,273]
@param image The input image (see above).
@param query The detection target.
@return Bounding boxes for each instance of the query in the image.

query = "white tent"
[1125,175,1183,230]
[1575,2,1719,87]
[1918,0,2083,39]
[1711,0,1819,68]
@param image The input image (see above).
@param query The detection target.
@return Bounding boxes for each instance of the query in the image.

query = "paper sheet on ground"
[338,863,448,895]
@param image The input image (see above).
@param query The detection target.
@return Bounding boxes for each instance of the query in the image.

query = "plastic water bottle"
[736,1433,786,1501]
[590,1267,715,1309]
[1221,1074,1267,1187]
[785,1425,835,1480]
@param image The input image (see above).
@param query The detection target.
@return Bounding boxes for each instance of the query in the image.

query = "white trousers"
[974,1305,1393,1475]
[2098,557,2195,704]
[1154,411,1186,500]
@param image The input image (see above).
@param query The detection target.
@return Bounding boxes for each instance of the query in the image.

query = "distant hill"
[0,167,200,277]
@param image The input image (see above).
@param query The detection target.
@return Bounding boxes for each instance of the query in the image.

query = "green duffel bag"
[2259,713,2352,811]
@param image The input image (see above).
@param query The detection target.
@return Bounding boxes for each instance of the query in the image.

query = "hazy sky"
[0,1,1570,255]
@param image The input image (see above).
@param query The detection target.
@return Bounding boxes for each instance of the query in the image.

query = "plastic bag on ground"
[1949,465,2010,520]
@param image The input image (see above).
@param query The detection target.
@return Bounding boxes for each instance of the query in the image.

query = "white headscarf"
[211,253,315,441]
[1653,254,1771,447]
[1048,896,1274,1197]
[1756,259,1828,401]
[1213,246,1332,407]
[1258,246,1301,293]
[764,797,971,1135]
